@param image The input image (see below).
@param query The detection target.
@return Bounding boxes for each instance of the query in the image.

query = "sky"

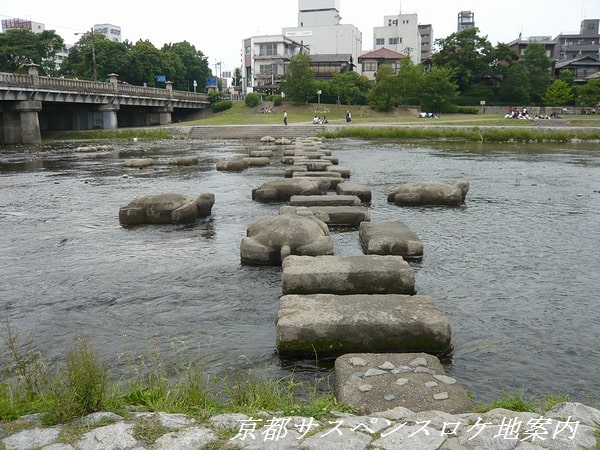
[2,0,600,72]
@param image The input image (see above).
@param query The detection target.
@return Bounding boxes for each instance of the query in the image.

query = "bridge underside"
[0,101,204,144]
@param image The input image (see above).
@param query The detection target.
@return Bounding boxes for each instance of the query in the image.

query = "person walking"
[345,110,351,125]
[283,111,288,126]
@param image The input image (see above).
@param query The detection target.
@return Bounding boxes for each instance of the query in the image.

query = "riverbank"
[2,402,599,449]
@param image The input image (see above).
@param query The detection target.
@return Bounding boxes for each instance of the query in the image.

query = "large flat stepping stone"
[292,172,343,188]
[388,180,470,206]
[276,294,451,357]
[359,221,423,259]
[119,193,215,225]
[336,181,372,202]
[281,255,414,295]
[280,205,370,226]
[335,353,472,415]
[252,178,329,202]
[289,195,361,207]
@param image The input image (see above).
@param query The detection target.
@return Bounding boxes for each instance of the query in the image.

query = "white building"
[372,13,421,64]
[1,18,45,33]
[93,24,122,43]
[282,0,362,68]
[242,35,307,93]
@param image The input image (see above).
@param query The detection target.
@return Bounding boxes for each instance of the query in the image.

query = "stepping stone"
[281,255,414,295]
[280,205,370,226]
[289,195,361,207]
[335,353,472,415]
[359,221,423,259]
[337,181,372,202]
[276,294,451,358]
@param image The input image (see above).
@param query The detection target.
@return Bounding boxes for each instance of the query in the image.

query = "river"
[1,136,599,404]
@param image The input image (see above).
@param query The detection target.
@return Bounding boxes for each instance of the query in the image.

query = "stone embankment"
[2,401,598,449]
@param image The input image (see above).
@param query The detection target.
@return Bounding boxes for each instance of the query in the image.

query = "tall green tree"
[162,41,210,91]
[395,58,424,106]
[497,63,531,105]
[420,66,459,113]
[543,79,574,106]
[576,78,600,107]
[280,53,315,103]
[331,71,370,105]
[0,28,64,75]
[521,43,552,105]
[367,64,398,111]
[127,40,165,87]
[432,28,494,95]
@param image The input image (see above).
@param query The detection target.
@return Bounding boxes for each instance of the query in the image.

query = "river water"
[1,137,599,404]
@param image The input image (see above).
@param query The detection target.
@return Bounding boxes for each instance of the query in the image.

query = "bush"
[272,95,282,106]
[211,100,233,112]
[244,93,260,108]
[455,106,479,114]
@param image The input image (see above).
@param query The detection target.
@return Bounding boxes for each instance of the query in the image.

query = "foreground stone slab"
[289,194,361,207]
[335,353,472,415]
[216,159,249,171]
[240,215,333,265]
[123,158,154,168]
[282,255,413,295]
[119,193,215,225]
[336,181,372,202]
[292,173,343,189]
[359,221,423,259]
[252,178,329,202]
[280,205,370,226]
[276,294,452,358]
[168,156,198,166]
[388,180,470,206]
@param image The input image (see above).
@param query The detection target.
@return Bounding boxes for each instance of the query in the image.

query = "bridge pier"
[1,100,42,145]
[98,103,120,130]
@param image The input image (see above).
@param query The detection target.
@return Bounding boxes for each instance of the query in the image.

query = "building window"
[389,37,400,45]
[259,43,277,56]
[364,62,377,72]
[375,38,384,46]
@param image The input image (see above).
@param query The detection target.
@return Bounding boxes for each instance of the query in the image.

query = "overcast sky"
[2,0,599,71]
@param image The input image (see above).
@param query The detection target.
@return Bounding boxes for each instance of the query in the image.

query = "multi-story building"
[418,24,433,61]
[243,0,362,93]
[457,10,475,33]
[242,35,307,93]
[1,18,45,33]
[93,24,122,43]
[358,47,406,81]
[372,13,421,64]
[555,19,600,61]
[507,35,557,60]
[282,0,362,66]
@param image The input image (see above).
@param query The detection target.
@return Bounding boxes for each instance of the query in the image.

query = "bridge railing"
[0,72,208,102]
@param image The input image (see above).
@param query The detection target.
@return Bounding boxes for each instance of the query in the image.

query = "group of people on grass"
[312,115,329,124]
[505,106,532,119]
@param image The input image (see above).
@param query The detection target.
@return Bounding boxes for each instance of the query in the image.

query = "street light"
[74,27,97,81]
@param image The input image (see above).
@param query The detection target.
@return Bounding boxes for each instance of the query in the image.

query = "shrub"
[455,106,479,114]
[244,93,260,108]
[272,95,282,106]
[211,100,233,112]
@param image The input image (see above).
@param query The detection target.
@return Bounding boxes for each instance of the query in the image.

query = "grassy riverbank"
[44,102,600,143]
[1,329,598,429]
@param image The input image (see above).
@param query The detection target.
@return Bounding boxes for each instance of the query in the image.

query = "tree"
[432,28,495,95]
[232,68,242,88]
[395,58,424,106]
[521,43,552,105]
[420,66,459,113]
[0,28,64,75]
[280,53,315,103]
[331,71,371,105]
[127,40,166,87]
[576,78,600,108]
[497,63,531,105]
[162,41,210,92]
[367,64,398,111]
[543,79,574,106]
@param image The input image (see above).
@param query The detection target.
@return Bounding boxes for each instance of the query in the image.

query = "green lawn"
[178,102,600,128]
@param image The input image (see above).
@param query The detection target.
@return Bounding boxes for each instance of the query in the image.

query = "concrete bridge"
[0,64,210,145]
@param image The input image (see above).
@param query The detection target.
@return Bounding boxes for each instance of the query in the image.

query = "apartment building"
[372,13,421,64]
